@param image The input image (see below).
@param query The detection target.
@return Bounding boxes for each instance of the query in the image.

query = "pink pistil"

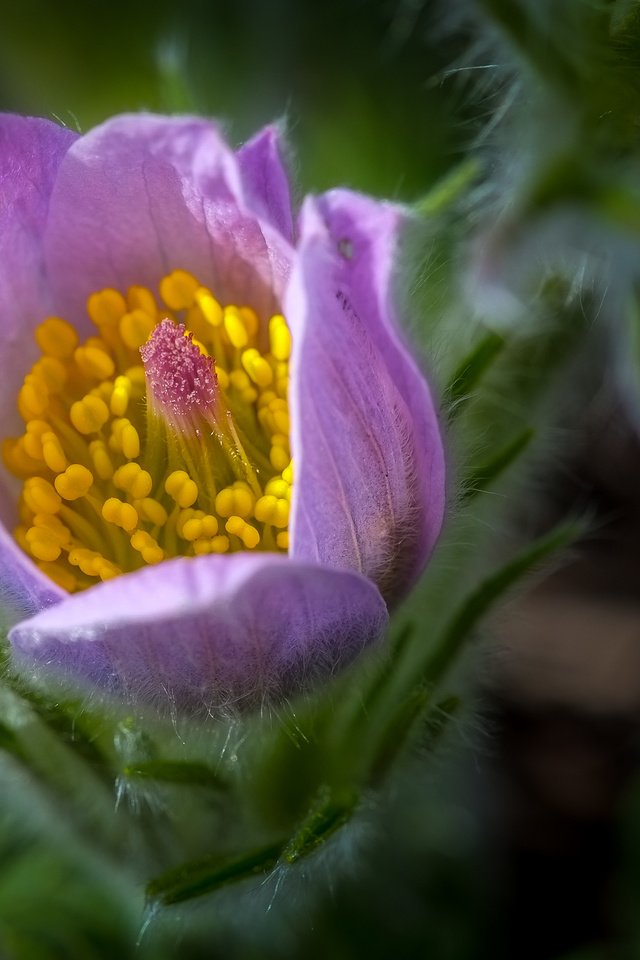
[141,319,218,425]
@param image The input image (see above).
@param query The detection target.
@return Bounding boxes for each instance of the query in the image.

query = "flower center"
[4,270,292,593]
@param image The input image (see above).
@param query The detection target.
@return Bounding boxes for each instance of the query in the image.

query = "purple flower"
[0,113,445,711]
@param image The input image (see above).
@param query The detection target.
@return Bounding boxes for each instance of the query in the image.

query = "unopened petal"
[9,553,388,710]
[287,191,446,604]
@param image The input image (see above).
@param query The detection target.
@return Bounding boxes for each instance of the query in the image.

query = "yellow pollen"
[54,464,94,501]
[6,271,293,592]
[35,318,78,359]
[102,498,138,533]
[70,395,110,434]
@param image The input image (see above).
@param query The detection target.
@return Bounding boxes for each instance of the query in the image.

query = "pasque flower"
[0,113,445,710]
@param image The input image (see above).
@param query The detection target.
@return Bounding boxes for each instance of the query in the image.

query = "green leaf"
[146,840,286,906]
[422,518,583,685]
[368,695,459,786]
[462,426,535,500]
[444,331,505,418]
[415,158,481,217]
[122,760,227,790]
[282,784,358,865]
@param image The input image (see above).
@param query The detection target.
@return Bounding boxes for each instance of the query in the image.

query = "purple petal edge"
[288,190,446,605]
[236,125,295,243]
[0,115,77,445]
[9,553,388,712]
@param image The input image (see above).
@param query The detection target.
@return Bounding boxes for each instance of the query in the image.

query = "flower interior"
[4,270,293,593]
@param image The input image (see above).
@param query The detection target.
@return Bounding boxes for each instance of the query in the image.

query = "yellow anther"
[276,531,289,550]
[215,365,230,391]
[35,317,78,359]
[3,438,40,477]
[211,535,230,553]
[41,431,67,473]
[192,534,230,555]
[98,560,121,581]
[176,508,201,538]
[259,398,289,435]
[181,513,219,542]
[38,561,77,592]
[160,270,200,310]
[228,369,257,405]
[270,438,290,472]
[241,348,273,388]
[165,470,198,508]
[258,389,277,409]
[265,477,291,500]
[225,516,260,549]
[87,288,127,329]
[102,497,138,533]
[239,306,259,338]
[130,530,164,564]
[120,309,156,350]
[113,462,153,499]
[215,481,255,519]
[223,306,249,348]
[126,286,157,317]
[25,527,62,562]
[54,464,94,501]
[110,375,132,416]
[70,395,110,434]
[74,345,115,380]
[19,375,49,419]
[22,420,49,461]
[88,440,114,480]
[254,495,289,529]
[192,537,212,555]
[32,356,67,393]
[68,547,102,577]
[90,379,114,404]
[271,400,290,435]
[125,365,146,393]
[32,513,72,545]
[195,288,223,326]
[23,478,61,514]
[282,461,294,485]
[135,497,168,526]
[109,418,140,459]
[269,314,292,361]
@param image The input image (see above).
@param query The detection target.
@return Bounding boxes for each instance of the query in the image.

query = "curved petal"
[287,191,446,605]
[236,125,295,243]
[44,114,293,327]
[9,553,388,711]
[0,115,77,444]
[0,525,64,623]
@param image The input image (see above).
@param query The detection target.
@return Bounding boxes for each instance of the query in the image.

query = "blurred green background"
[0,0,468,198]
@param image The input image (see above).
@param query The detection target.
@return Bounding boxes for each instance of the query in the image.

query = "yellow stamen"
[54,464,94,501]
[6,271,293,591]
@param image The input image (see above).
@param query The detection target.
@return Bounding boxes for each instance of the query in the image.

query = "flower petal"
[287,191,446,605]
[0,114,76,445]
[0,525,64,623]
[236,125,294,242]
[9,553,388,710]
[43,114,292,325]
